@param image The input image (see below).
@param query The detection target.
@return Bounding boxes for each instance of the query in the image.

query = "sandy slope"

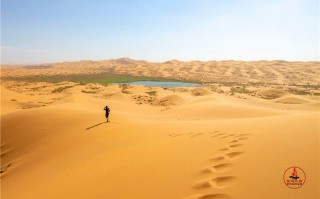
[1,83,319,199]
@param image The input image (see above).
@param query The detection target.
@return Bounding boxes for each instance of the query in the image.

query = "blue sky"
[1,0,319,64]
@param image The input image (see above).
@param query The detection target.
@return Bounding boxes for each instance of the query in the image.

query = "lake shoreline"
[115,80,200,88]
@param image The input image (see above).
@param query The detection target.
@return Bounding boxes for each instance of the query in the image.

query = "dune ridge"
[1,60,319,199]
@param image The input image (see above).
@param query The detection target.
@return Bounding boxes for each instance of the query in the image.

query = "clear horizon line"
[1,57,320,66]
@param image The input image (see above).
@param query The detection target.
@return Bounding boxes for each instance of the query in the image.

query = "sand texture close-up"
[1,59,319,199]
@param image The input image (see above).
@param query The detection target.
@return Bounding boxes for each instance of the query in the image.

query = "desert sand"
[1,59,319,199]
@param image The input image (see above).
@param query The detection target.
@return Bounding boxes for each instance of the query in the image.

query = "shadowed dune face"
[0,60,319,199]
[191,88,210,96]
[255,88,287,99]
[154,94,185,106]
[274,96,311,104]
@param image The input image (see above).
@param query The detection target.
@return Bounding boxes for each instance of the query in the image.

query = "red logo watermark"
[283,166,306,189]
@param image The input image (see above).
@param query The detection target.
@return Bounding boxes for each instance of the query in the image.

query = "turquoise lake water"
[116,81,200,87]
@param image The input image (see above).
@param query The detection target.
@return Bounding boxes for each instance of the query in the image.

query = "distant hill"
[23,65,52,69]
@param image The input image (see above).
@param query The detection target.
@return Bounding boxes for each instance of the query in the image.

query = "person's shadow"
[85,121,107,130]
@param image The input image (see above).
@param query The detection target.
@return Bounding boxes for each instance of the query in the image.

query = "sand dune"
[154,94,185,106]
[1,60,319,199]
[274,96,311,104]
[162,99,286,120]
[191,88,211,96]
[255,88,287,99]
[107,92,132,102]
[1,86,45,114]
[2,59,320,87]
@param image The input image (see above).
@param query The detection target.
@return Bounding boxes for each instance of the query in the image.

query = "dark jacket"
[104,106,110,117]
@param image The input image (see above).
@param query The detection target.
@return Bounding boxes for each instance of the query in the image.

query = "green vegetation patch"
[146,91,157,96]
[230,85,251,95]
[3,73,185,85]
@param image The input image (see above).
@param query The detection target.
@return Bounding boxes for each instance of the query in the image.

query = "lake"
[116,81,200,87]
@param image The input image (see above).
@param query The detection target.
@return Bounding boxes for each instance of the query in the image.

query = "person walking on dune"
[104,106,110,122]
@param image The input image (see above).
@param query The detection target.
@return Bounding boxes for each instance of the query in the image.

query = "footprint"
[191,133,204,137]
[192,180,211,189]
[0,150,9,158]
[185,193,231,199]
[193,176,236,189]
[169,133,179,137]
[0,163,12,174]
[228,144,243,148]
[209,156,225,162]
[212,163,233,172]
[218,148,229,151]
[228,140,238,143]
[238,137,249,140]
[219,135,229,139]
[210,131,220,135]
[201,163,233,173]
[224,152,244,159]
[210,176,237,188]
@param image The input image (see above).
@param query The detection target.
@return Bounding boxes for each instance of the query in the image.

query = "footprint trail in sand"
[185,132,251,199]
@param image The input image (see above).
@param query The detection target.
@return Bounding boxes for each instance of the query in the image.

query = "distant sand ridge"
[1,59,319,199]
[2,58,320,86]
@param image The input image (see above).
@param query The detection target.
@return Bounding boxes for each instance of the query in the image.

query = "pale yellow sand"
[1,60,320,199]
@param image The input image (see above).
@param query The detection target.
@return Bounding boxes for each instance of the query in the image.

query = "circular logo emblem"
[283,166,306,189]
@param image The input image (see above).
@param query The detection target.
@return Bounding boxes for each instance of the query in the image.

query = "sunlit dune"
[1,59,319,199]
